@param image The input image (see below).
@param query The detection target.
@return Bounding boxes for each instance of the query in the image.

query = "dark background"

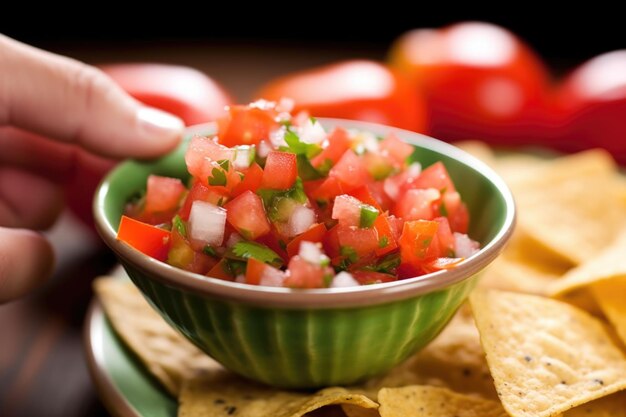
[2,8,624,69]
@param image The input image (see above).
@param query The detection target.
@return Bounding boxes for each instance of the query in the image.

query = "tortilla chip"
[377,386,508,417]
[550,230,626,312]
[341,404,381,417]
[592,277,626,345]
[359,307,496,400]
[94,278,221,396]
[470,289,626,417]
[563,391,626,416]
[178,372,378,417]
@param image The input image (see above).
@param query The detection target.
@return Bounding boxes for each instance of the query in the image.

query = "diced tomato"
[393,188,439,221]
[256,226,289,261]
[387,214,404,242]
[217,105,279,147]
[308,176,345,207]
[449,201,469,234]
[285,256,328,288]
[168,229,216,275]
[286,223,327,259]
[322,224,341,259]
[329,150,370,190]
[179,181,228,220]
[367,181,393,211]
[224,191,270,240]
[245,258,267,285]
[411,162,456,193]
[185,136,233,181]
[337,224,379,257]
[379,133,414,165]
[398,219,439,269]
[332,195,363,227]
[144,175,186,214]
[347,186,383,211]
[117,215,171,261]
[352,270,396,285]
[362,151,396,181]
[431,217,455,259]
[207,259,235,281]
[373,214,398,256]
[261,151,298,190]
[311,127,351,168]
[231,162,264,197]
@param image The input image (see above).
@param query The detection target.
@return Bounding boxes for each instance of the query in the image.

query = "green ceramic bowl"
[94,119,515,389]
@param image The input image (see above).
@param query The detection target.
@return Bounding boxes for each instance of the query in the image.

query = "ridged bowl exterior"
[94,120,515,388]
[124,262,478,388]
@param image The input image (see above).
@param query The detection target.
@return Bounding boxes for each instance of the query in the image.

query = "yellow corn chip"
[470,289,626,417]
[359,307,496,400]
[341,404,381,417]
[550,229,626,316]
[563,391,626,416]
[94,278,221,396]
[592,277,626,345]
[178,372,378,417]
[377,385,508,417]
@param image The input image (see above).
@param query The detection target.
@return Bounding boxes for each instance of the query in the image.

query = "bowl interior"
[99,121,508,249]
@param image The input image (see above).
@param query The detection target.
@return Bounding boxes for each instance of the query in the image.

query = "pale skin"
[0,35,184,302]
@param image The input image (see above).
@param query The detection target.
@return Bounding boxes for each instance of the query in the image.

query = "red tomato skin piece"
[286,223,327,259]
[224,191,271,240]
[217,105,279,147]
[117,215,171,261]
[261,151,298,190]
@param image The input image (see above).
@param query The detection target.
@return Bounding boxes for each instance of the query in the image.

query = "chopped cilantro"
[203,246,218,258]
[379,236,389,248]
[224,259,246,277]
[309,116,317,124]
[257,178,307,214]
[340,246,358,263]
[229,241,283,268]
[316,158,333,177]
[208,166,227,186]
[359,204,379,228]
[217,159,230,170]
[296,154,326,181]
[172,215,186,237]
[365,252,400,274]
[323,273,333,287]
[439,201,448,217]
[283,128,322,158]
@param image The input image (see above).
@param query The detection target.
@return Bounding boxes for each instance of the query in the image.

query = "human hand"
[0,35,184,302]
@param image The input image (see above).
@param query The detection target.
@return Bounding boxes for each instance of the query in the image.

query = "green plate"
[84,300,177,417]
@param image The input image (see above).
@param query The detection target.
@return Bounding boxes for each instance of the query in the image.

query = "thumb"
[0,35,184,158]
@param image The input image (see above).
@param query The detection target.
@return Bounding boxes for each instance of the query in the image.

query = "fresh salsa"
[118,99,479,288]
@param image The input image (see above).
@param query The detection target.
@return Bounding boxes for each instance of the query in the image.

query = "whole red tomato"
[389,22,553,145]
[65,64,233,226]
[555,50,626,163]
[256,60,427,132]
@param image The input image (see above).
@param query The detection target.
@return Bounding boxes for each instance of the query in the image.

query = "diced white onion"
[259,267,286,287]
[233,145,254,170]
[288,205,316,237]
[299,118,327,144]
[454,232,480,258]
[257,140,272,158]
[188,201,227,246]
[276,97,295,113]
[226,232,243,248]
[407,162,422,178]
[235,274,246,284]
[383,176,400,200]
[299,241,324,264]
[331,271,360,288]
[360,132,380,153]
[269,126,287,148]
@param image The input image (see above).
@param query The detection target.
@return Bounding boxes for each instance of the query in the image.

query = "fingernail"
[137,107,184,137]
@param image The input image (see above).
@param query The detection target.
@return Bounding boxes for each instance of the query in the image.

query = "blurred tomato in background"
[389,22,554,146]
[257,60,427,132]
[556,50,626,163]
[64,64,232,226]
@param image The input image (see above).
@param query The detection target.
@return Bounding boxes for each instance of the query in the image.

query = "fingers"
[0,126,116,182]
[0,168,63,229]
[0,35,184,159]
[0,227,54,303]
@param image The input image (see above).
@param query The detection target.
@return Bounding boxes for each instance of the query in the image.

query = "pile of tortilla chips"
[94,143,626,417]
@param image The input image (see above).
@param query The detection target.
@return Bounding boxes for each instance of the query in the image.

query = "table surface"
[0,40,382,417]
